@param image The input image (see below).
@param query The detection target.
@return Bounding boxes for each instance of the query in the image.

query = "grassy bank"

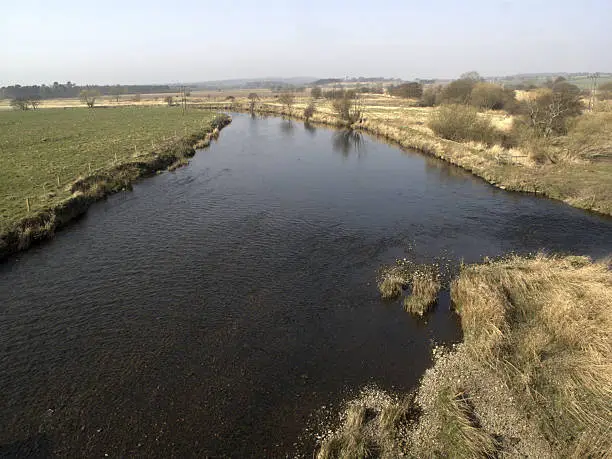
[0,106,230,260]
[201,94,612,216]
[316,254,611,458]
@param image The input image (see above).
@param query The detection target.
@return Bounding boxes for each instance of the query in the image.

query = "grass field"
[0,106,227,256]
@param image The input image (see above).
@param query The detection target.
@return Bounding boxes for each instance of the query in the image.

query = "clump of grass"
[378,260,441,315]
[451,253,612,457]
[403,268,441,316]
[316,388,415,459]
[435,388,499,458]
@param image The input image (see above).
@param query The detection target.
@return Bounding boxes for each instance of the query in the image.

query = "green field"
[0,106,220,233]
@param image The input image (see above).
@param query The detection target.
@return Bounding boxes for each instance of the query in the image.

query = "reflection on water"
[332,129,365,156]
[279,118,295,136]
[304,121,317,136]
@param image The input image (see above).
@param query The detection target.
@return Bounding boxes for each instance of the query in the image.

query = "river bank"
[205,98,612,217]
[0,108,230,261]
[316,253,611,458]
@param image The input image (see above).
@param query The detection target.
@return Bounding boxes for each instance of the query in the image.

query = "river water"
[1,114,611,457]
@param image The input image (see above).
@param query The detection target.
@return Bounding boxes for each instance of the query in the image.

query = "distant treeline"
[194,80,302,91]
[312,77,402,85]
[0,82,176,100]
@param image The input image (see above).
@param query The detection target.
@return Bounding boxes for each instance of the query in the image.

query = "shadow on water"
[332,129,365,156]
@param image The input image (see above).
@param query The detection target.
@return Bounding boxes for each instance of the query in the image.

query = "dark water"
[1,114,611,458]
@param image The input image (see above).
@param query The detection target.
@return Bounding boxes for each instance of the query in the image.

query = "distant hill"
[190,77,317,90]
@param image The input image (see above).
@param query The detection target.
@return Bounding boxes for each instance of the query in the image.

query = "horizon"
[2,0,611,86]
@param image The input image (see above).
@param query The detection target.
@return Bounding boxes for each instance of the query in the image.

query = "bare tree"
[523,86,581,137]
[29,96,41,110]
[164,95,174,106]
[80,89,100,108]
[332,93,363,124]
[248,92,259,113]
[303,99,316,121]
[278,92,295,115]
[311,86,322,99]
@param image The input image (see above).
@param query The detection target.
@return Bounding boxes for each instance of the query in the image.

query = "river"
[1,113,611,457]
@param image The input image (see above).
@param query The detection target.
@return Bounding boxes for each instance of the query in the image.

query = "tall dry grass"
[316,389,414,459]
[435,388,499,458]
[403,268,441,316]
[378,261,441,316]
[451,254,612,457]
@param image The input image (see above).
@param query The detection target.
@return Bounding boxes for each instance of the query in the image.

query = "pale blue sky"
[1,0,610,85]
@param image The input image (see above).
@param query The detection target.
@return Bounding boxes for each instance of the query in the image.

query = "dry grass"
[435,388,499,458]
[378,260,441,316]
[316,388,414,459]
[451,254,612,457]
[403,268,441,316]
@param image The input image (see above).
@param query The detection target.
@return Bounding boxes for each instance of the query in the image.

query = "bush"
[418,86,442,107]
[429,104,499,145]
[470,83,516,110]
[439,79,477,104]
[388,82,423,99]
[563,112,612,161]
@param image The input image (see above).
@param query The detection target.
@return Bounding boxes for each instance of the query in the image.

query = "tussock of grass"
[378,260,441,316]
[451,254,612,457]
[316,389,415,459]
[403,268,441,316]
[436,388,498,458]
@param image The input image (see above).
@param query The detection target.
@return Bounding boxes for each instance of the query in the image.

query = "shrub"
[563,112,612,161]
[470,83,516,110]
[388,82,423,99]
[429,104,499,145]
[440,79,476,104]
[418,86,442,107]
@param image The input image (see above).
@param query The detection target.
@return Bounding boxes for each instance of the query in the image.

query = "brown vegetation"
[451,254,612,457]
[315,254,611,458]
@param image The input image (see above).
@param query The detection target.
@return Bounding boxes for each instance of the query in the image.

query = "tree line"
[0,82,176,100]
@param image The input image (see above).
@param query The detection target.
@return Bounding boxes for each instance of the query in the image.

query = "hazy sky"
[1,0,610,85]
